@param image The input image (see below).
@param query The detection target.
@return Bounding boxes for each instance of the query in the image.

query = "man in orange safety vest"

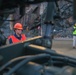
[8,23,26,44]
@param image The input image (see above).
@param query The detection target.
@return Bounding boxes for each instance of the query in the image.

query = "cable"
[0,55,32,71]
[6,54,51,75]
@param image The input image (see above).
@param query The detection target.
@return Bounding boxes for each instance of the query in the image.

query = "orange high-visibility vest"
[8,34,26,43]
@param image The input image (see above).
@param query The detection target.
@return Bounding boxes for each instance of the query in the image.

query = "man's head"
[14,23,23,36]
[74,23,76,27]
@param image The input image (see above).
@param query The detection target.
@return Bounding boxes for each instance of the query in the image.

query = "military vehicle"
[0,0,76,75]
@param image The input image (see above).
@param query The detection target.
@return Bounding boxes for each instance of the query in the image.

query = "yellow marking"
[29,44,46,50]
[26,36,42,42]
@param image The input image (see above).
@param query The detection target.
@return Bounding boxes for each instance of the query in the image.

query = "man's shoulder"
[8,35,14,39]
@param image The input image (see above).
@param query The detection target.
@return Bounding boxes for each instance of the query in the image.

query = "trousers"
[73,36,76,47]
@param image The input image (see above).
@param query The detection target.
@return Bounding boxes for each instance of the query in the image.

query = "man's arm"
[9,38,13,44]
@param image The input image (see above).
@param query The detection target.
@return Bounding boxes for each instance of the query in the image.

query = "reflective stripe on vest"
[8,34,26,43]
[73,26,76,35]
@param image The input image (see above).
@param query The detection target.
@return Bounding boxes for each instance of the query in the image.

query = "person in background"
[73,23,76,49]
[7,23,26,44]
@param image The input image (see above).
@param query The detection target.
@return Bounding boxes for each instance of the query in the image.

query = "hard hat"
[14,23,23,30]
